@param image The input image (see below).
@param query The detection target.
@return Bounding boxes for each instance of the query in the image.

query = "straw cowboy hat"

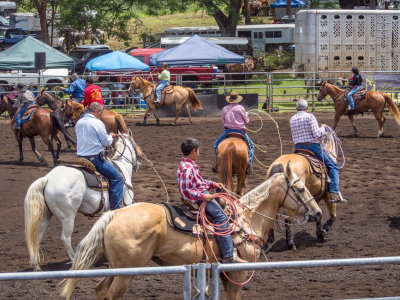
[226,91,243,103]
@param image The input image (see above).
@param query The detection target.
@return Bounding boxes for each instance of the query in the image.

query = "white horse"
[24,133,140,271]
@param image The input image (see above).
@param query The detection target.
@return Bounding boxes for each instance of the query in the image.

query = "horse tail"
[115,113,129,133]
[60,211,116,299]
[24,176,49,270]
[383,94,400,126]
[220,143,234,189]
[185,88,203,111]
[50,111,76,146]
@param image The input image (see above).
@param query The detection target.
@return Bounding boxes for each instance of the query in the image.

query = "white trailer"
[294,9,400,77]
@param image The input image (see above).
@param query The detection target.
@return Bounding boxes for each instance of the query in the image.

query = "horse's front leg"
[322,197,337,233]
[15,132,24,162]
[148,103,160,125]
[332,110,343,132]
[225,271,247,300]
[348,114,358,137]
[28,136,44,163]
[54,133,62,160]
[285,215,296,250]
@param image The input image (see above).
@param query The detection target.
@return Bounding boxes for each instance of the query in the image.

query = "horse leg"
[28,137,44,163]
[236,173,246,196]
[60,217,76,261]
[374,111,386,138]
[172,104,183,125]
[143,105,150,125]
[322,197,337,233]
[16,134,24,162]
[285,216,296,250]
[103,276,134,300]
[95,276,114,300]
[347,114,358,137]
[46,136,59,166]
[332,113,342,132]
[148,103,160,125]
[53,133,62,160]
[185,103,193,124]
[225,271,247,300]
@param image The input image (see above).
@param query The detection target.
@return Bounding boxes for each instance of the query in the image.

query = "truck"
[294,9,400,78]
[0,68,69,89]
[96,48,221,88]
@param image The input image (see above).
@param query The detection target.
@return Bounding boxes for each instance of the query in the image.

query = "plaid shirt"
[177,157,216,202]
[290,111,325,145]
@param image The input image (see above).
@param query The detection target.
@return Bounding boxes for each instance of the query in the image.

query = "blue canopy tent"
[149,35,245,66]
[86,51,150,71]
[271,0,306,7]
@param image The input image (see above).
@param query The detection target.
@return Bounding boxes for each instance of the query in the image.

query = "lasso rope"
[320,126,346,169]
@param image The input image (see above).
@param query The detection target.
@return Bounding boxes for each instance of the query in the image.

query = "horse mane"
[239,173,281,212]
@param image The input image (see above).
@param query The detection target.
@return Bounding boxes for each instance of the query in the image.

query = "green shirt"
[158,70,170,81]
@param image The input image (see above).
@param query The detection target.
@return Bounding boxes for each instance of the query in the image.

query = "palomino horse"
[24,133,140,271]
[36,91,75,150]
[128,76,203,125]
[266,129,338,247]
[61,163,322,300]
[0,96,75,165]
[62,99,129,134]
[218,136,248,196]
[317,81,400,137]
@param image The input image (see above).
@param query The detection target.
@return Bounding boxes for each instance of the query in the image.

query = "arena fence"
[1,70,399,117]
[1,256,400,299]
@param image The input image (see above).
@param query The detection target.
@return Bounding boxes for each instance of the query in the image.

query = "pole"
[211,263,220,300]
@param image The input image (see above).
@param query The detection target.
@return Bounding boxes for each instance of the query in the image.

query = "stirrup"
[212,163,218,173]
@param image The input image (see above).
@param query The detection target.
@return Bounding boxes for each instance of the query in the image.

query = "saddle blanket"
[294,149,327,179]
[21,105,39,124]
[346,88,366,104]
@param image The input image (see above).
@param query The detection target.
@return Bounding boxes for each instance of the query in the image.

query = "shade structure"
[85,51,150,71]
[271,0,306,7]
[0,36,74,70]
[149,35,245,66]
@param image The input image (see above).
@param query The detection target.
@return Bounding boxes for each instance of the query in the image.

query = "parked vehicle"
[0,68,69,90]
[95,48,221,88]
[0,28,38,47]
[69,45,113,74]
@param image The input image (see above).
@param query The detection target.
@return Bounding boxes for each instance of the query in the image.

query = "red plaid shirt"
[177,157,216,202]
[290,111,325,145]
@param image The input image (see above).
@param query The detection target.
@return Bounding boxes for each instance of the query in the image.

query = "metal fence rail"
[1,256,399,299]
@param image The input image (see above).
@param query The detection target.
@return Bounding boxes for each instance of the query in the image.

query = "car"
[0,28,38,47]
[0,16,9,26]
[68,44,113,74]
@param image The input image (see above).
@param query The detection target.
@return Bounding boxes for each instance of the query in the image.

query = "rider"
[75,102,122,210]
[82,77,104,109]
[13,83,35,130]
[347,67,363,112]
[290,99,347,204]
[63,73,86,103]
[213,91,254,175]
[177,137,237,263]
[154,62,170,104]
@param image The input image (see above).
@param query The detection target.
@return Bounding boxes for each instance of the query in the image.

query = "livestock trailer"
[294,9,400,76]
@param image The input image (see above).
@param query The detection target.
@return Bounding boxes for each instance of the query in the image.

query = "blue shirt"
[63,78,86,100]
[75,113,113,156]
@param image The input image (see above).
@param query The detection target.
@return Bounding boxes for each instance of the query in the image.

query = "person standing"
[82,77,104,108]
[13,83,35,130]
[154,62,170,104]
[63,73,86,103]
[290,99,347,204]
[347,67,363,112]
[75,102,122,210]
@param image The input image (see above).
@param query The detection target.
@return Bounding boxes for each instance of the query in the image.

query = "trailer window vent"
[334,15,340,19]
[358,15,364,20]
[346,56,352,61]
[358,56,364,61]
[346,15,352,20]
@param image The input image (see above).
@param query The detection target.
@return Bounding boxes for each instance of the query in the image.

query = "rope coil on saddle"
[320,126,346,169]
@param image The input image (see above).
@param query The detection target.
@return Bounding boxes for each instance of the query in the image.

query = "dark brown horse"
[0,96,75,165]
[317,81,400,137]
[62,99,129,134]
[218,136,249,196]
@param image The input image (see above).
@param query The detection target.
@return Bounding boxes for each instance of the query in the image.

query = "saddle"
[345,88,367,107]
[294,149,328,200]
[21,105,39,121]
[65,158,109,191]
[226,132,246,141]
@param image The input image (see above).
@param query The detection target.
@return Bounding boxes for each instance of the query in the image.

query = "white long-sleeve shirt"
[75,113,113,156]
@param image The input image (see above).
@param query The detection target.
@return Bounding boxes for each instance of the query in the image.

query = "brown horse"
[266,130,338,247]
[0,96,75,165]
[317,81,400,137]
[128,76,203,125]
[218,137,249,196]
[61,163,322,300]
[62,100,129,134]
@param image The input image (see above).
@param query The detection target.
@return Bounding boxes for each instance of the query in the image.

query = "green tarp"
[0,36,74,70]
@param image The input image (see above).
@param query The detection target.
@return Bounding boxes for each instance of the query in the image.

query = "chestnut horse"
[218,137,249,195]
[62,99,129,134]
[266,129,338,247]
[128,76,203,125]
[317,81,400,137]
[0,96,75,165]
[61,163,322,300]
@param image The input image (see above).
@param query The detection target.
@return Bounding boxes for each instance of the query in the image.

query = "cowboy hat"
[225,91,243,103]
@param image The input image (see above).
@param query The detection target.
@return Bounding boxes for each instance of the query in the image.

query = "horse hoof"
[286,241,296,250]
[33,266,42,272]
[316,229,326,241]
[170,123,176,126]
[354,133,358,138]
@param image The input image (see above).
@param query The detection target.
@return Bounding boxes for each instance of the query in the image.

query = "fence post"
[183,265,192,300]
[311,72,316,112]
[268,73,273,112]
[211,263,220,300]
[193,263,207,300]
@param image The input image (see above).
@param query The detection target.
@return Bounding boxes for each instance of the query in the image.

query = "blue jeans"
[156,81,169,101]
[202,198,234,259]
[80,154,124,210]
[347,86,362,109]
[214,129,254,165]
[295,143,339,193]
[15,101,35,129]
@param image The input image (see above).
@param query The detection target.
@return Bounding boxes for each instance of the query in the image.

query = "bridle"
[129,78,155,101]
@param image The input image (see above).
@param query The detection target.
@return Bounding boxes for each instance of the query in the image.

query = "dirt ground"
[0,112,399,300]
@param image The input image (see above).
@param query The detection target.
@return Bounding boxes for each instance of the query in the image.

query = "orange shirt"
[82,84,104,108]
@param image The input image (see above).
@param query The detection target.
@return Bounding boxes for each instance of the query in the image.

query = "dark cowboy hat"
[16,83,25,90]
[225,91,243,104]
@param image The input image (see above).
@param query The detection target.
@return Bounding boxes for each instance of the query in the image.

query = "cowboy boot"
[328,192,348,204]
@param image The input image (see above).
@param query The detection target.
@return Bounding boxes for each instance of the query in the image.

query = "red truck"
[96,48,221,88]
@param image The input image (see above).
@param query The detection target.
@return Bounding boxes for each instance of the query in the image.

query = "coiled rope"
[320,125,346,169]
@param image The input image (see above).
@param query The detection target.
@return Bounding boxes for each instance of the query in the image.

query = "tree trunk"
[243,0,252,25]
[286,0,292,16]
[34,1,49,44]
[370,0,377,9]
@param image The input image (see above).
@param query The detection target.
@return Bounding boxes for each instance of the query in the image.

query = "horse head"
[128,76,141,94]
[0,96,8,115]
[110,132,140,172]
[35,90,49,106]
[284,161,322,222]
[317,81,329,101]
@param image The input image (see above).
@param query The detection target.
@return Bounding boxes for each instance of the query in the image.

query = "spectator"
[100,82,112,107]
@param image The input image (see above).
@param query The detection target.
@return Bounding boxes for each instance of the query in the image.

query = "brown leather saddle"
[294,149,328,201]
[346,88,367,106]
[65,158,109,191]
[226,132,246,141]
[21,105,39,121]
